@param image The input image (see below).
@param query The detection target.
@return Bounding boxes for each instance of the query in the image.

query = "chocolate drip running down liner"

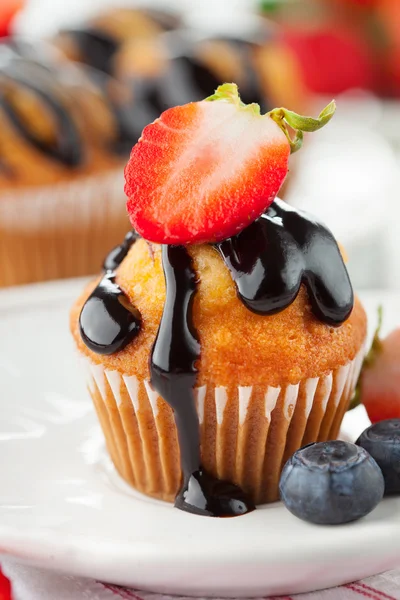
[79,199,356,516]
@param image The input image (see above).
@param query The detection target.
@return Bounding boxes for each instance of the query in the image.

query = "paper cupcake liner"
[81,347,364,505]
[0,168,127,287]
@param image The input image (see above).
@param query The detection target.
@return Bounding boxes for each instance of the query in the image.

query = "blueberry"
[356,419,400,495]
[279,441,384,525]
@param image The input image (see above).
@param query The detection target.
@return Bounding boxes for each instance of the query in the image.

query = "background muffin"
[0,39,141,287]
[120,31,270,108]
[52,7,180,77]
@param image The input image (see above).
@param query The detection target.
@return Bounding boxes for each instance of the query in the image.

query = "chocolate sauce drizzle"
[216,199,353,325]
[151,246,254,516]
[79,231,141,355]
[79,199,354,517]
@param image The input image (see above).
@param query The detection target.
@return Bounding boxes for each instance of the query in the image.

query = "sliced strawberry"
[124,83,335,245]
[0,567,12,600]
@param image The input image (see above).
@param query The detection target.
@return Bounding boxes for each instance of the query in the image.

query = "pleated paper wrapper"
[0,168,128,287]
[81,347,364,505]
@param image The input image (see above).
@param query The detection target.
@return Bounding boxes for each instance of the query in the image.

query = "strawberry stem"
[206,84,336,154]
[268,101,336,153]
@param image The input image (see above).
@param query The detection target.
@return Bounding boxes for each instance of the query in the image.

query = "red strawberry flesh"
[124,83,335,245]
[126,100,288,244]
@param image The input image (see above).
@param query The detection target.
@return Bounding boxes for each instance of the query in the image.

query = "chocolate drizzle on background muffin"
[58,28,119,75]
[54,7,181,75]
[79,198,354,517]
[54,12,272,113]
[0,42,142,173]
[0,49,84,167]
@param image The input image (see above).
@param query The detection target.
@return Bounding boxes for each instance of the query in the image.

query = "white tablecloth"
[2,561,400,600]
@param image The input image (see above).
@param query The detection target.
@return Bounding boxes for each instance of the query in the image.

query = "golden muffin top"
[71,237,366,387]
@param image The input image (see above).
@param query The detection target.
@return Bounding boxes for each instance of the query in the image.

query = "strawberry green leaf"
[206,82,261,116]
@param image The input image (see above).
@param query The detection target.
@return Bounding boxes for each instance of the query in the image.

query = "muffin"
[70,84,366,515]
[52,7,180,76]
[0,40,141,287]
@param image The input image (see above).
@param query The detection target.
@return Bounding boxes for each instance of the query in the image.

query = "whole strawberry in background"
[258,0,398,98]
[0,0,24,38]
[279,27,376,96]
[353,308,400,423]
[322,0,400,96]
[0,567,12,600]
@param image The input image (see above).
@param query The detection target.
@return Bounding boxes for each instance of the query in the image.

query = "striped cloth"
[2,561,399,600]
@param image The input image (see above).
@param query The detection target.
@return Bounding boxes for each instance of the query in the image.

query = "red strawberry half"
[125,83,335,245]
[355,309,400,423]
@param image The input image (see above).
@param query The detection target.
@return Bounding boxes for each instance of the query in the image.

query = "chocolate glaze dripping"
[79,231,141,355]
[79,199,354,516]
[216,199,353,325]
[150,245,254,517]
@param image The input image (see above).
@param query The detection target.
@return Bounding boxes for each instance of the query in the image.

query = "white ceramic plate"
[0,280,399,597]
